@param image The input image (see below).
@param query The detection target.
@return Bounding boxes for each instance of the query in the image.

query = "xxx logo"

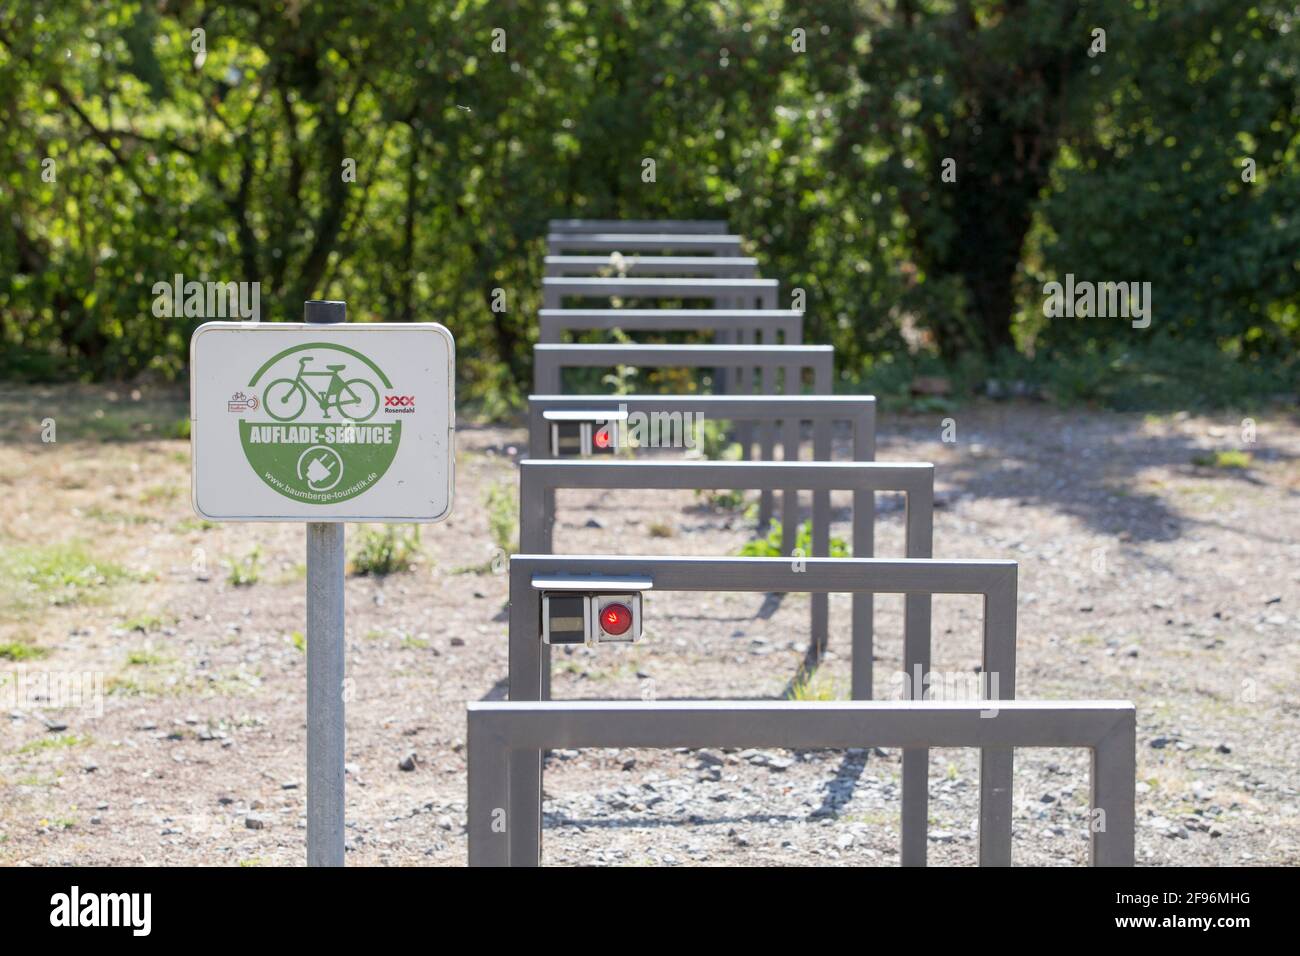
[385,395,416,407]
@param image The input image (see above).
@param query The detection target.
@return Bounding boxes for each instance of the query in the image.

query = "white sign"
[190,322,455,521]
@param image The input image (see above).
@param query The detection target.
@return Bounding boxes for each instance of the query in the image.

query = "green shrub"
[486,480,518,555]
[349,525,421,576]
[227,547,262,587]
[737,520,849,558]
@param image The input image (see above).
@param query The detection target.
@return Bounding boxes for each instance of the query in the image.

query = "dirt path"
[1,386,1296,866]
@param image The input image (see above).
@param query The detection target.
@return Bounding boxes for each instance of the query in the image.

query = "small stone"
[449,637,465,647]
[398,753,418,772]
[437,815,453,831]
[245,815,267,830]
[1215,743,1232,754]
[281,781,300,790]
[1150,736,1172,749]
[1122,645,1139,658]
[584,517,605,529]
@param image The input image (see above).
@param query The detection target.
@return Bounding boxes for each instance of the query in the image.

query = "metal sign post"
[189,301,456,865]
[304,299,346,867]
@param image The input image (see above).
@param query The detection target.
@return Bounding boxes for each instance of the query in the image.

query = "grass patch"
[400,634,430,650]
[486,480,517,555]
[18,734,90,754]
[455,480,516,574]
[1191,450,1253,470]
[175,517,215,533]
[126,650,168,666]
[694,488,748,511]
[349,525,421,576]
[289,631,305,653]
[0,639,50,661]
[227,547,262,587]
[647,521,674,538]
[0,543,132,610]
[84,506,155,526]
[139,484,181,504]
[737,520,850,558]
[123,612,171,632]
[787,668,842,701]
[273,562,307,585]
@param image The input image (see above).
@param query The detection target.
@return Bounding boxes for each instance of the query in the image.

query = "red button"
[600,603,632,636]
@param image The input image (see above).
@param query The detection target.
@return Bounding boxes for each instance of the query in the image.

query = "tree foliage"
[1,1,1295,408]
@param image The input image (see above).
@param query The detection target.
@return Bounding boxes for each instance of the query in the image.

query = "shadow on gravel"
[886,409,1299,545]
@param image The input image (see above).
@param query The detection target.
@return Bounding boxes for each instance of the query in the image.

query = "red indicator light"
[593,426,612,449]
[600,603,632,636]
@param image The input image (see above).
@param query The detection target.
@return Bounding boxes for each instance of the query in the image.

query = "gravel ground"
[1,387,1297,866]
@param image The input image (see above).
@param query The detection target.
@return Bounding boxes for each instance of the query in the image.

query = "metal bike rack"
[548,219,731,235]
[537,308,800,345]
[532,343,831,396]
[519,458,935,698]
[534,344,833,496]
[527,393,874,528]
[544,256,759,278]
[541,277,779,311]
[526,394,872,460]
[468,699,1135,868]
[506,554,1019,867]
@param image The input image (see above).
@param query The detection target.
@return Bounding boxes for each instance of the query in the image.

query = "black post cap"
[304,300,347,324]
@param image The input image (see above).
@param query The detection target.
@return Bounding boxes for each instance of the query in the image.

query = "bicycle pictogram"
[263,356,380,422]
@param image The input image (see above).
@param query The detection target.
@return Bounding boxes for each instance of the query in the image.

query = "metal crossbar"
[468,699,1136,867]
[532,344,832,396]
[537,308,800,345]
[543,256,759,277]
[506,554,1018,867]
[541,277,779,310]
[548,219,730,235]
[527,394,873,528]
[526,394,872,458]
[545,234,743,256]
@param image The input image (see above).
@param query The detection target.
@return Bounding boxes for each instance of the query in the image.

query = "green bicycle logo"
[263,355,380,422]
[238,342,400,504]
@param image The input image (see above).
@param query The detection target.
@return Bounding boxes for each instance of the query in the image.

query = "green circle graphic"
[238,342,401,504]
